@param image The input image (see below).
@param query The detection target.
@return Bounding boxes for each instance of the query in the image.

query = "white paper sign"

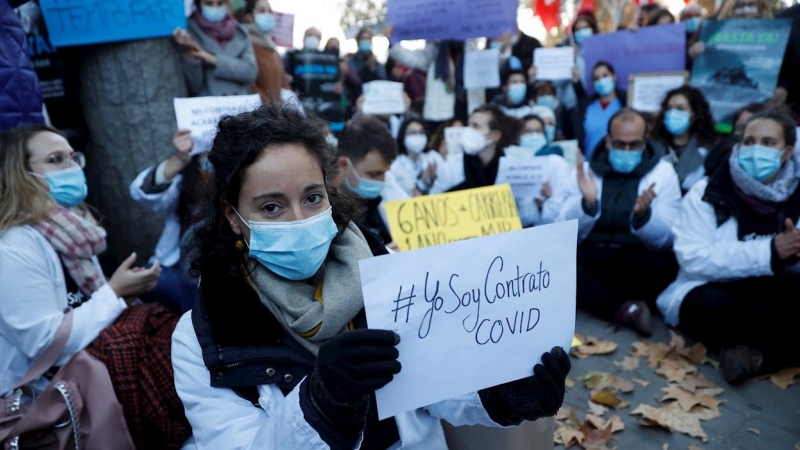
[360,221,578,419]
[533,47,575,81]
[174,94,262,155]
[464,49,501,89]
[362,81,407,115]
[444,127,465,157]
[495,156,548,199]
[629,74,686,113]
[556,140,580,167]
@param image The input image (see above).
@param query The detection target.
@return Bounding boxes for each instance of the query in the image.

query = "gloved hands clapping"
[479,346,571,424]
[309,329,402,423]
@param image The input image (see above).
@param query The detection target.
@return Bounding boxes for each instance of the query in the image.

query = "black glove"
[309,329,402,424]
[479,346,571,425]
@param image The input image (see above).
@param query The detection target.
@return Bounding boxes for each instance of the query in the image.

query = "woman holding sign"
[173,0,258,97]
[171,104,571,449]
[657,109,800,385]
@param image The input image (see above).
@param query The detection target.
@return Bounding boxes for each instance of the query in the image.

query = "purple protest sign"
[582,24,687,95]
[387,0,517,43]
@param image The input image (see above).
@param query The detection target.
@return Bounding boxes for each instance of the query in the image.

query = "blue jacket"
[0,0,43,131]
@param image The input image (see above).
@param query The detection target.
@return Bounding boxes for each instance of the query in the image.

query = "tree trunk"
[79,38,188,263]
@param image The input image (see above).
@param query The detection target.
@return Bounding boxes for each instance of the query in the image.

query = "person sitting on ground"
[171,104,572,449]
[657,109,800,385]
[558,108,681,336]
[650,85,717,192]
[530,79,572,139]
[389,118,443,196]
[703,102,768,177]
[173,0,258,97]
[0,125,191,448]
[428,119,464,159]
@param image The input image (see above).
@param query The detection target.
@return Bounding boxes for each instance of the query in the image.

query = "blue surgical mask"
[574,28,594,46]
[489,41,502,50]
[347,159,384,199]
[254,12,275,34]
[544,125,556,143]
[536,95,557,110]
[508,84,527,105]
[358,39,372,53]
[609,148,644,173]
[684,17,702,34]
[32,166,88,208]
[235,206,338,280]
[663,109,692,136]
[520,132,548,153]
[201,5,227,23]
[594,76,615,96]
[737,145,784,182]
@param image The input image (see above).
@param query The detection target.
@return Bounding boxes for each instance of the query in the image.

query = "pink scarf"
[193,11,238,49]
[34,206,107,296]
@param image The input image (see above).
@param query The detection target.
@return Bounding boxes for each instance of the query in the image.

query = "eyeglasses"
[610,140,646,151]
[29,151,86,170]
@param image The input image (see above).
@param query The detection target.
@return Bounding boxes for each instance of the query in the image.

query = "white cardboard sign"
[463,49,501,89]
[533,47,575,81]
[362,81,407,115]
[495,156,548,199]
[174,94,262,155]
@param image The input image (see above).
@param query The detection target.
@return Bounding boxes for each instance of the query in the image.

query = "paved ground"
[560,310,800,450]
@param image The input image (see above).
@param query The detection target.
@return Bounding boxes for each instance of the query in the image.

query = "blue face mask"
[737,145,784,182]
[254,12,275,34]
[489,41,502,50]
[594,76,615,96]
[33,166,88,208]
[235,206,338,280]
[663,109,692,136]
[520,132,548,153]
[544,125,556,143]
[536,95,557,110]
[609,148,644,173]
[358,39,372,53]
[201,5,227,23]
[507,83,527,105]
[684,17,702,34]
[574,28,594,46]
[347,159,385,199]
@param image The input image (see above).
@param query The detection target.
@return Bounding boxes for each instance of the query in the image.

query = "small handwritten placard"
[384,184,523,252]
[360,220,578,419]
[174,94,262,155]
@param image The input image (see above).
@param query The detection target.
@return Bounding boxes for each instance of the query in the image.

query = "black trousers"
[577,241,679,322]
[679,274,800,371]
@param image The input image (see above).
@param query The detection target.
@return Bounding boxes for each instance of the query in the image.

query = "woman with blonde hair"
[0,125,191,448]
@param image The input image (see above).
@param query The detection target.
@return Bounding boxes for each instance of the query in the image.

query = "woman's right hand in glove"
[310,329,402,416]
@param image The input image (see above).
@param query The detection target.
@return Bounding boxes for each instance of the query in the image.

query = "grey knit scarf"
[729,145,800,203]
[248,222,374,355]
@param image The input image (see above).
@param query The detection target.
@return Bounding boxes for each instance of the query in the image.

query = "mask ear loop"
[227,203,251,250]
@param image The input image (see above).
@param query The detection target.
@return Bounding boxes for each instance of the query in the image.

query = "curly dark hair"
[471,104,524,152]
[193,104,359,276]
[651,85,717,147]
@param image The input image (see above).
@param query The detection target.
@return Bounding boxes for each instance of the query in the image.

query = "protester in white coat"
[559,108,680,336]
[389,118,443,196]
[173,104,571,449]
[657,110,800,385]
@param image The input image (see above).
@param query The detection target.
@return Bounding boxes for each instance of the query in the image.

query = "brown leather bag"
[0,308,135,449]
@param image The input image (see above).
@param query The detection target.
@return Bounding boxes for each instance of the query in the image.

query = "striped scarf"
[34,206,107,296]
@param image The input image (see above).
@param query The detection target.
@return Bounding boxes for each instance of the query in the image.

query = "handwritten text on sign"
[387,0,517,43]
[495,157,547,200]
[384,185,522,252]
[360,221,578,419]
[174,95,262,155]
[40,0,186,47]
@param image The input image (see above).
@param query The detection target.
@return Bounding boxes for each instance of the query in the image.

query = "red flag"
[535,0,562,30]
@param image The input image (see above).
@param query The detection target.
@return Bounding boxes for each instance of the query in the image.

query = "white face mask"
[304,36,320,50]
[404,134,428,154]
[461,127,491,155]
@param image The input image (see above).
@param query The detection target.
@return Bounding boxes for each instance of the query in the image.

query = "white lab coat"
[390,151,445,196]
[656,178,800,326]
[0,227,126,397]
[557,160,681,250]
[171,314,506,450]
[129,163,183,267]
[511,155,580,228]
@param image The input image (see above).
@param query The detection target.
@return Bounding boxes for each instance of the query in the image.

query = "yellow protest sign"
[384,184,523,251]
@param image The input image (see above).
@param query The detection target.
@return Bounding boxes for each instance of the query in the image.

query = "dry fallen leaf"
[747,428,761,436]
[614,355,641,372]
[688,404,722,421]
[656,359,698,383]
[585,413,607,429]
[591,388,630,410]
[678,375,720,393]
[582,371,635,393]
[572,336,619,358]
[566,377,576,388]
[766,368,800,390]
[633,378,652,387]
[579,421,615,450]
[588,400,609,416]
[557,426,585,448]
[688,445,702,450]
[631,403,709,442]
[662,445,669,450]
[556,407,573,421]
[661,385,723,413]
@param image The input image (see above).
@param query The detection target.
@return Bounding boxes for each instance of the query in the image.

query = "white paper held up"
[464,49,501,89]
[360,221,578,419]
[174,94,262,155]
[362,81,407,115]
[533,47,575,81]
[495,156,548,199]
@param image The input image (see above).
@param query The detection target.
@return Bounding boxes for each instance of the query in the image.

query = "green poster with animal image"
[690,19,791,134]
